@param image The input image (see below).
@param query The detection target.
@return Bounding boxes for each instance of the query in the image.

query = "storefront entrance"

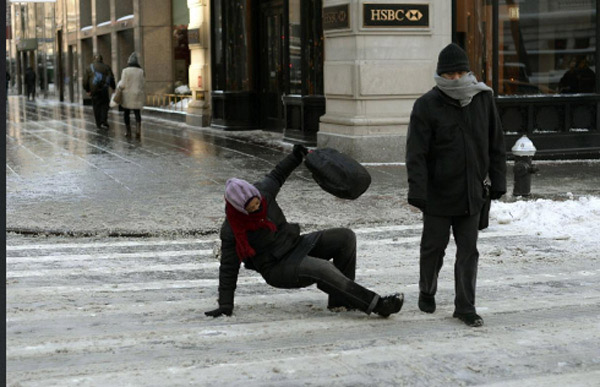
[259,0,286,130]
[210,0,324,141]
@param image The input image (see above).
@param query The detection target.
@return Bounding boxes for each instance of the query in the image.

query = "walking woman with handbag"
[117,52,145,138]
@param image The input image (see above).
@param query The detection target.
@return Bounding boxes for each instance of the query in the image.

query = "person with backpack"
[117,52,145,138]
[205,145,404,319]
[83,54,115,129]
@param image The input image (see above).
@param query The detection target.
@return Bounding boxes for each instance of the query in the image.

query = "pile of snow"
[491,195,600,245]
[170,98,191,110]
[174,85,192,95]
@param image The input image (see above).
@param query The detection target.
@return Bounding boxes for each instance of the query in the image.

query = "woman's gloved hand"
[292,144,309,159]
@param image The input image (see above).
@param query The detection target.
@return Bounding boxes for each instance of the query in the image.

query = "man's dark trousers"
[419,213,480,314]
[91,88,110,128]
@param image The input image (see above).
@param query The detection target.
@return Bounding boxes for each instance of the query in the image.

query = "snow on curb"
[491,195,600,245]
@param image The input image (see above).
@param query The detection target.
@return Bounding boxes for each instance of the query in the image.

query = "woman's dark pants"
[267,228,380,314]
[123,108,141,126]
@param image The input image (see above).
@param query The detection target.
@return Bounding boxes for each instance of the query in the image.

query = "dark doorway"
[57,30,64,101]
[259,0,286,130]
[68,45,77,103]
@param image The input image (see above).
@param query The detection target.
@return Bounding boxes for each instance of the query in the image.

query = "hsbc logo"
[406,10,424,22]
[363,4,429,27]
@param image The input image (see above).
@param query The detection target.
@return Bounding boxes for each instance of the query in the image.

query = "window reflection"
[289,0,302,94]
[460,0,597,96]
[498,0,596,95]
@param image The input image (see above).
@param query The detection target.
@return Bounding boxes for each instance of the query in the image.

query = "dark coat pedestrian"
[24,67,36,101]
[574,58,595,93]
[406,43,507,327]
[206,145,404,318]
[559,58,578,93]
[6,71,11,92]
[83,54,116,129]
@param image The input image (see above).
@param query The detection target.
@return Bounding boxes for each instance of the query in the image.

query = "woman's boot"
[125,124,132,138]
[135,122,141,139]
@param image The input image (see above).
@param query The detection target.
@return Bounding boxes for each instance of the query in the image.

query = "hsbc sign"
[363,4,429,27]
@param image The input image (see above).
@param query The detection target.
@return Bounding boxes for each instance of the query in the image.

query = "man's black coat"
[406,87,507,216]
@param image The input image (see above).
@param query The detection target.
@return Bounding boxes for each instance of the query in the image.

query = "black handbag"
[478,181,491,230]
[304,148,372,200]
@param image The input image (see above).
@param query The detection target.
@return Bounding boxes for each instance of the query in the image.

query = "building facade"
[7,0,193,106]
[201,0,599,160]
[7,0,599,161]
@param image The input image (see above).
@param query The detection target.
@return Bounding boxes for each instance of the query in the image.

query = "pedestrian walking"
[405,43,507,327]
[206,145,404,318]
[83,54,115,129]
[117,52,145,138]
[6,71,11,93]
[24,67,36,101]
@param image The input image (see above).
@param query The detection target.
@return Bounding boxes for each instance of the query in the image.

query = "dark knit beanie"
[436,43,470,75]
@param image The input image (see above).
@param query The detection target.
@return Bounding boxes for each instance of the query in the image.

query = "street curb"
[6,227,220,238]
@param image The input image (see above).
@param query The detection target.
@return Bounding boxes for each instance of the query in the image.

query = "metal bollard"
[511,135,538,197]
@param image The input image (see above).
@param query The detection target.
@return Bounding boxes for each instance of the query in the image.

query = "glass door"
[259,0,285,130]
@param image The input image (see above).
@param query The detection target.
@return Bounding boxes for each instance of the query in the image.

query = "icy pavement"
[6,96,600,236]
[6,207,600,385]
[5,96,600,386]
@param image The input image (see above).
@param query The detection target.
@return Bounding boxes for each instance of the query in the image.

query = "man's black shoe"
[374,293,404,317]
[453,312,484,327]
[418,292,436,313]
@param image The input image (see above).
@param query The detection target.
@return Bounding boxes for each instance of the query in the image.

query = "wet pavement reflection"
[6,96,599,236]
[6,96,409,235]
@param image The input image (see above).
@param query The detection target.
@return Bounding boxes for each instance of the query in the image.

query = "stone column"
[186,0,210,126]
[138,0,173,95]
[318,1,451,162]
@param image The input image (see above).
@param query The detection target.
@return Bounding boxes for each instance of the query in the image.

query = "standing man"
[83,54,115,129]
[405,43,507,327]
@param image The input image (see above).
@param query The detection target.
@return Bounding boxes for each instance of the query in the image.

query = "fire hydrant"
[511,135,538,197]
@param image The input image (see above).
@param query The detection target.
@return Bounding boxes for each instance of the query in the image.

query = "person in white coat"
[118,52,145,138]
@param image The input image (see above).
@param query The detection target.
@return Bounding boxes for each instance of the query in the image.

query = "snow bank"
[491,195,600,245]
[174,85,192,95]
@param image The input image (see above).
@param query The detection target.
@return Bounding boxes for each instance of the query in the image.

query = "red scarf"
[226,197,277,261]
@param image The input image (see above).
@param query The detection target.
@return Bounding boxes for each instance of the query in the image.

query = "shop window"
[115,0,133,21]
[66,0,77,32]
[459,0,597,96]
[96,0,110,25]
[211,0,253,91]
[212,0,225,90]
[303,0,323,96]
[498,0,596,95]
[289,0,302,94]
[226,0,252,91]
[288,0,323,95]
[79,0,92,28]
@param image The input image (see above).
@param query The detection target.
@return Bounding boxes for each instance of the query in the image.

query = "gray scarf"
[434,72,492,107]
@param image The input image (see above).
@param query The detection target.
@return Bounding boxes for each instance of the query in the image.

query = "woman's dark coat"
[406,87,507,217]
[217,152,303,309]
